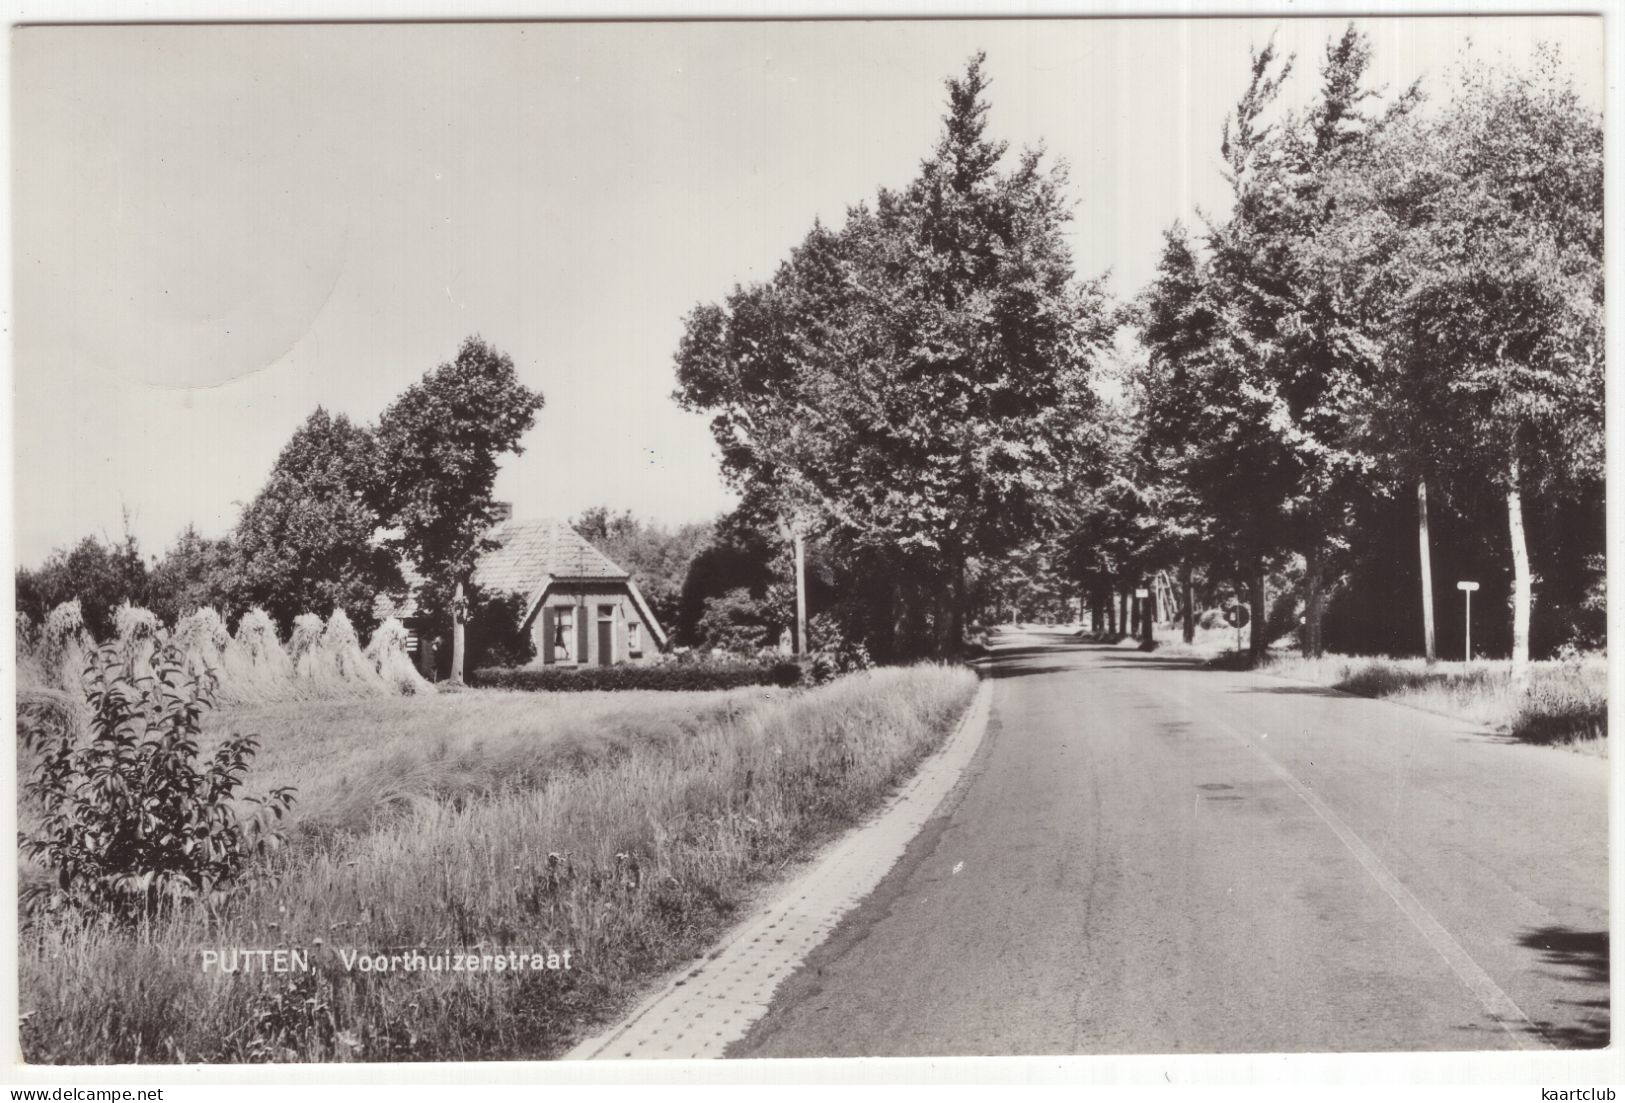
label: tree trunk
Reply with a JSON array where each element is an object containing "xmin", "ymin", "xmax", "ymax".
[
  {"xmin": 1417, "ymin": 479, "xmax": 1436, "ymax": 665},
  {"xmin": 1106, "ymin": 588, "xmax": 1117, "ymax": 635},
  {"xmin": 944, "ymin": 556, "xmax": 967, "ymax": 657},
  {"xmin": 1248, "ymin": 566, "xmax": 1267, "ymax": 662},
  {"xmin": 1140, "ymin": 581, "xmax": 1154, "ymax": 649},
  {"xmin": 1507, "ymin": 453, "xmax": 1531, "ymax": 681},
  {"xmin": 1118, "ymin": 589, "xmax": 1128, "ymax": 639},
  {"xmin": 793, "ymin": 531, "xmax": 808, "ymax": 656},
  {"xmin": 1181, "ymin": 562, "xmax": 1196, "ymax": 644},
  {"xmin": 1090, "ymin": 591, "xmax": 1102, "ymax": 634},
  {"xmin": 1302, "ymin": 543, "xmax": 1325, "ymax": 659},
  {"xmin": 449, "ymin": 579, "xmax": 468, "ymax": 686},
  {"xmin": 1129, "ymin": 588, "xmax": 1140, "ymax": 637}
]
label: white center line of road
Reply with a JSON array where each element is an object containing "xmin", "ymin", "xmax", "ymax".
[{"xmin": 1190, "ymin": 699, "xmax": 1544, "ymax": 1050}]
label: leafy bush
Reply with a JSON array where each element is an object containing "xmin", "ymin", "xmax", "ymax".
[
  {"xmin": 803, "ymin": 612, "xmax": 875, "ymax": 685},
  {"xmin": 472, "ymin": 657, "xmax": 789, "ymax": 693},
  {"xmin": 459, "ymin": 588, "xmax": 535, "ymax": 674},
  {"xmin": 694, "ymin": 587, "xmax": 774, "ymax": 653},
  {"xmin": 808, "ymin": 653, "xmax": 838, "ymax": 685},
  {"xmin": 1511, "ymin": 661, "xmax": 1607, "ymax": 745},
  {"xmin": 19, "ymin": 639, "xmax": 295, "ymax": 920}
]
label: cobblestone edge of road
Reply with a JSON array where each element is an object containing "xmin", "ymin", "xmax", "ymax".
[{"xmin": 563, "ymin": 676, "xmax": 996, "ymax": 1060}]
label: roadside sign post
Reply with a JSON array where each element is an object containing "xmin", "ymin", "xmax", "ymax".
[
  {"xmin": 1223, "ymin": 601, "xmax": 1249, "ymax": 655},
  {"xmin": 1457, "ymin": 581, "xmax": 1479, "ymax": 666}
]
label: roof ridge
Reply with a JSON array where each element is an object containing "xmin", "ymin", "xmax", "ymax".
[
  {"xmin": 469, "ymin": 516, "xmax": 630, "ymax": 595},
  {"xmin": 376, "ymin": 517, "xmax": 634, "ymax": 623}
]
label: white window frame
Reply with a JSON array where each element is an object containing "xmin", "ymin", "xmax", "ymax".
[{"xmin": 554, "ymin": 605, "xmax": 576, "ymax": 664}]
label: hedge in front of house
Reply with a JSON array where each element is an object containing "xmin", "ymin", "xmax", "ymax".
[{"xmin": 472, "ymin": 658, "xmax": 804, "ymax": 693}]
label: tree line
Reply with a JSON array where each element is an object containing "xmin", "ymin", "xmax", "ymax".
[
  {"xmin": 18, "ymin": 337, "xmax": 544, "ymax": 685},
  {"xmin": 20, "ymin": 29, "xmax": 1602, "ymax": 676},
  {"xmin": 674, "ymin": 30, "xmax": 1603, "ymax": 671}
]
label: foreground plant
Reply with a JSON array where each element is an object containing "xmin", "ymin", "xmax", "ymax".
[
  {"xmin": 19, "ymin": 639, "xmax": 296, "ymax": 920},
  {"xmin": 19, "ymin": 664, "xmax": 974, "ymax": 1062}
]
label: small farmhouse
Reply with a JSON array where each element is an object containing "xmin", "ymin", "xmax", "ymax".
[{"xmin": 376, "ymin": 515, "xmax": 668, "ymax": 674}]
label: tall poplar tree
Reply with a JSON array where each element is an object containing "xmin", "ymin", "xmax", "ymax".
[{"xmin": 677, "ymin": 54, "xmax": 1111, "ymax": 656}]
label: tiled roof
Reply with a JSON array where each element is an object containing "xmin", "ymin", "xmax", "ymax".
[
  {"xmin": 373, "ymin": 520, "xmax": 628, "ymax": 622},
  {"xmin": 472, "ymin": 519, "xmax": 628, "ymax": 594}
]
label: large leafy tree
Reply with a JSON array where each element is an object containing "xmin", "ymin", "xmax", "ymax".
[
  {"xmin": 146, "ymin": 524, "xmax": 241, "ymax": 627},
  {"xmin": 1203, "ymin": 27, "xmax": 1418, "ymax": 657},
  {"xmin": 370, "ymin": 336, "xmax": 544, "ymax": 684},
  {"xmin": 1324, "ymin": 48, "xmax": 1603, "ymax": 675},
  {"xmin": 1129, "ymin": 229, "xmax": 1230, "ymax": 642},
  {"xmin": 234, "ymin": 408, "xmax": 397, "ymax": 635},
  {"xmin": 677, "ymin": 54, "xmax": 1111, "ymax": 656},
  {"xmin": 1135, "ymin": 219, "xmax": 1296, "ymax": 658}
]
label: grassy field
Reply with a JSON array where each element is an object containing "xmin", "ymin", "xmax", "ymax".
[{"xmin": 17, "ymin": 666, "xmax": 978, "ymax": 1063}]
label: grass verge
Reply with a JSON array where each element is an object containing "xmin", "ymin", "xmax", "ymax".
[
  {"xmin": 1263, "ymin": 653, "xmax": 1606, "ymax": 753},
  {"xmin": 18, "ymin": 665, "xmax": 978, "ymax": 1063},
  {"xmin": 1115, "ymin": 625, "xmax": 1604, "ymax": 752}
]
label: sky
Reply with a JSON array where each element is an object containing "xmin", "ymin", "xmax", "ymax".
[{"xmin": 8, "ymin": 16, "xmax": 1604, "ymax": 567}]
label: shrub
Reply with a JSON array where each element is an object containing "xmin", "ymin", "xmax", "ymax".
[
  {"xmin": 472, "ymin": 658, "xmax": 788, "ymax": 693},
  {"xmin": 1511, "ymin": 671, "xmax": 1607, "ymax": 746},
  {"xmin": 19, "ymin": 639, "xmax": 295, "ymax": 920},
  {"xmin": 808, "ymin": 653, "xmax": 838, "ymax": 686},
  {"xmin": 695, "ymin": 587, "xmax": 773, "ymax": 653},
  {"xmin": 470, "ymin": 589, "xmax": 537, "ymax": 671},
  {"xmin": 1337, "ymin": 663, "xmax": 1494, "ymax": 699},
  {"xmin": 803, "ymin": 612, "xmax": 874, "ymax": 685}
]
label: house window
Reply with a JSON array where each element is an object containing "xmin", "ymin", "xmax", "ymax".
[
  {"xmin": 554, "ymin": 606, "xmax": 575, "ymax": 663},
  {"xmin": 628, "ymin": 622, "xmax": 641, "ymax": 657}
]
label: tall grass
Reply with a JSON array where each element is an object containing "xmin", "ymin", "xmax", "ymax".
[
  {"xmin": 18, "ymin": 665, "xmax": 977, "ymax": 1063},
  {"xmin": 1265, "ymin": 653, "xmax": 1606, "ymax": 751}
]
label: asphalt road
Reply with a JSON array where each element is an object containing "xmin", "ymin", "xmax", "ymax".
[{"xmin": 730, "ymin": 630, "xmax": 1609, "ymax": 1056}]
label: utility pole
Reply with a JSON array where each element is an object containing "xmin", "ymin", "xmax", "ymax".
[{"xmin": 794, "ymin": 530, "xmax": 808, "ymax": 657}]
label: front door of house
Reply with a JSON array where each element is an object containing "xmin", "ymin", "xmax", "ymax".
[{"xmin": 597, "ymin": 605, "xmax": 614, "ymax": 666}]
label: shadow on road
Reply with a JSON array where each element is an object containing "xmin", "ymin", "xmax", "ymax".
[
  {"xmin": 979, "ymin": 643, "xmax": 1098, "ymax": 661},
  {"xmin": 1091, "ymin": 656, "xmax": 1215, "ymax": 672},
  {"xmin": 982, "ymin": 663, "xmax": 1083, "ymax": 681},
  {"xmin": 1233, "ymin": 684, "xmax": 1351, "ymax": 699},
  {"xmin": 1517, "ymin": 926, "xmax": 1610, "ymax": 1048}
]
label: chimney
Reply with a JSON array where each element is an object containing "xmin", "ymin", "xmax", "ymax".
[{"xmin": 490, "ymin": 501, "xmax": 513, "ymax": 525}]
